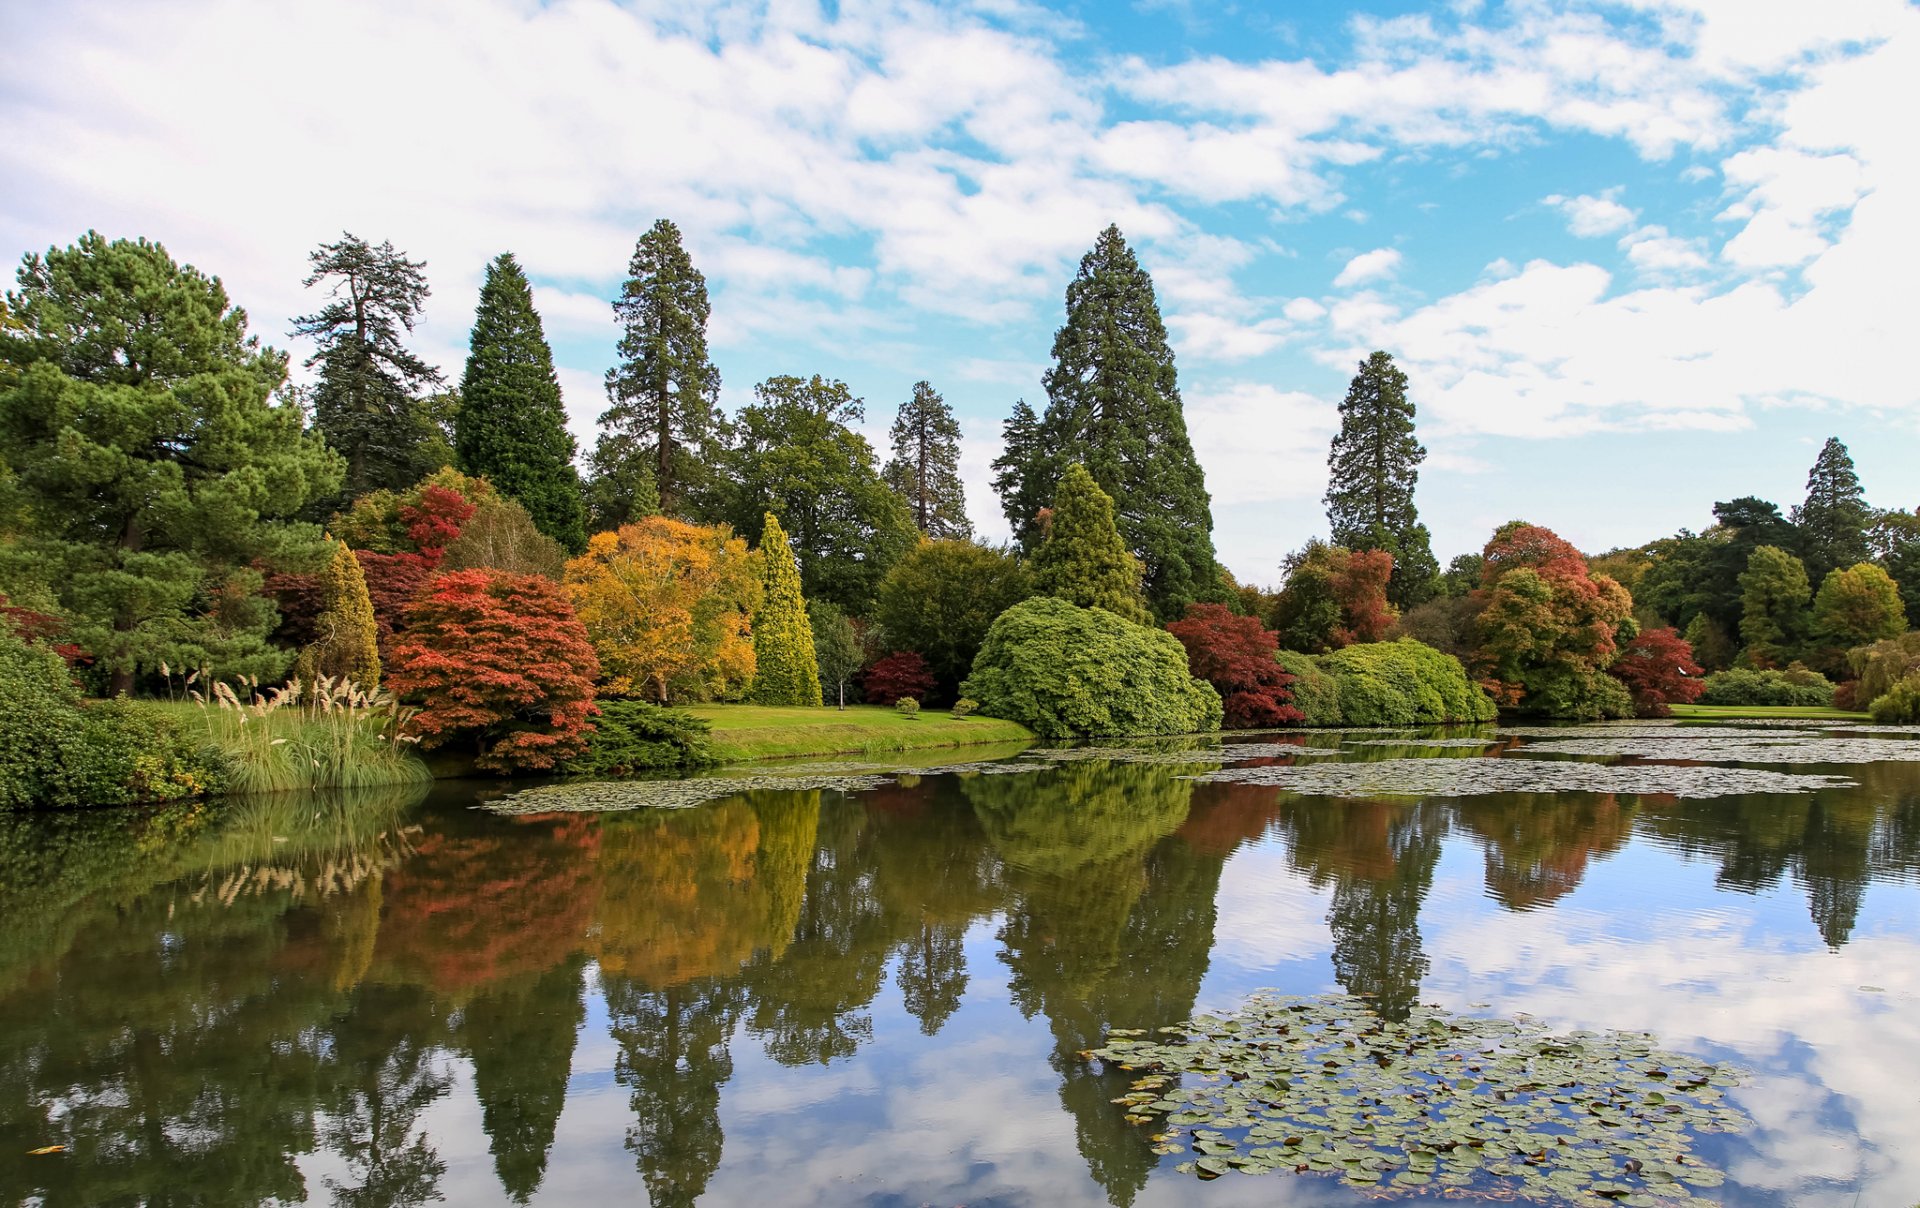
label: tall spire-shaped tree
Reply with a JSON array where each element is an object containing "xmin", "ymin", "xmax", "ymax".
[
  {"xmin": 990, "ymin": 397, "xmax": 1048, "ymax": 549},
  {"xmin": 1324, "ymin": 350, "xmax": 1439, "ymax": 608},
  {"xmin": 455, "ymin": 253, "xmax": 586, "ymax": 553},
  {"xmin": 1030, "ymin": 463, "xmax": 1150, "ymax": 624},
  {"xmin": 1023, "ymin": 226, "xmax": 1217, "ymax": 621},
  {"xmin": 1795, "ymin": 436, "xmax": 1871, "ymax": 583},
  {"xmin": 596, "ymin": 220, "xmax": 722, "ymax": 520},
  {"xmin": 883, "ymin": 380, "xmax": 970, "ymax": 538},
  {"xmin": 750, "ymin": 512, "xmax": 822, "ymax": 706}
]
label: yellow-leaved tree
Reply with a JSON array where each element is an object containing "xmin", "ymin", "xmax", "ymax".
[{"xmin": 564, "ymin": 517, "xmax": 760, "ymax": 702}]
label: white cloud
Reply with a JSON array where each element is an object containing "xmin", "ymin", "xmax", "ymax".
[
  {"xmin": 1545, "ymin": 190, "xmax": 1637, "ymax": 236},
  {"xmin": 1332, "ymin": 247, "xmax": 1403, "ymax": 288}
]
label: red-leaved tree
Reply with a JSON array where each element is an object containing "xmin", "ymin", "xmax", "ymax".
[
  {"xmin": 388, "ymin": 569, "xmax": 600, "ymax": 772},
  {"xmin": 1608, "ymin": 625, "xmax": 1705, "ymax": 717},
  {"xmin": 399, "ymin": 483, "xmax": 476, "ymax": 568},
  {"xmin": 863, "ymin": 650, "xmax": 935, "ymax": 705},
  {"xmin": 0, "ymin": 594, "xmax": 86, "ymax": 665},
  {"xmin": 1330, "ymin": 548, "xmax": 1397, "ymax": 646},
  {"xmin": 1166, "ymin": 603, "xmax": 1304, "ymax": 728}
]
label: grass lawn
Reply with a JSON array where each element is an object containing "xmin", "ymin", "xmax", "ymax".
[
  {"xmin": 685, "ymin": 703, "xmax": 1034, "ymax": 763},
  {"xmin": 1667, "ymin": 703, "xmax": 1873, "ymax": 721}
]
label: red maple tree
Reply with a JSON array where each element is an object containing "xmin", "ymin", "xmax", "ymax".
[
  {"xmin": 1608, "ymin": 626, "xmax": 1705, "ymax": 717},
  {"xmin": 863, "ymin": 650, "xmax": 936, "ymax": 705},
  {"xmin": 1166, "ymin": 603, "xmax": 1304, "ymax": 728}
]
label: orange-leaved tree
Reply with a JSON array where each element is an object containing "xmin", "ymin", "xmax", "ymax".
[
  {"xmin": 1270, "ymin": 540, "xmax": 1398, "ymax": 652},
  {"xmin": 563, "ymin": 517, "xmax": 760, "ymax": 703},
  {"xmin": 1472, "ymin": 522, "xmax": 1635, "ymax": 718},
  {"xmin": 1607, "ymin": 625, "xmax": 1704, "ymax": 717},
  {"xmin": 388, "ymin": 569, "xmax": 600, "ymax": 771}
]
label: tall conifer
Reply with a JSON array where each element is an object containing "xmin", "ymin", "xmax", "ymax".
[
  {"xmin": 1795, "ymin": 437, "xmax": 1872, "ymax": 583},
  {"xmin": 883, "ymin": 380, "xmax": 971, "ymax": 538},
  {"xmin": 1324, "ymin": 350, "xmax": 1439, "ymax": 608},
  {"xmin": 750, "ymin": 512, "xmax": 822, "ymax": 706},
  {"xmin": 1030, "ymin": 463, "xmax": 1150, "ymax": 624},
  {"xmin": 990, "ymin": 398, "xmax": 1048, "ymax": 549},
  {"xmin": 298, "ymin": 537, "xmax": 381, "ymax": 692},
  {"xmin": 455, "ymin": 254, "xmax": 586, "ymax": 553}
]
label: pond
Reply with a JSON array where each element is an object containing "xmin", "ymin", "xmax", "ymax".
[{"xmin": 2, "ymin": 722, "xmax": 1917, "ymax": 1207}]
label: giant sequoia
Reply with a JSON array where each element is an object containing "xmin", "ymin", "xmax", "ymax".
[{"xmin": 1324, "ymin": 350, "xmax": 1438, "ymax": 608}]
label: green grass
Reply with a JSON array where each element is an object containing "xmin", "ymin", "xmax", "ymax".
[
  {"xmin": 684, "ymin": 703, "xmax": 1034, "ymax": 763},
  {"xmin": 146, "ymin": 696, "xmax": 431, "ymax": 793},
  {"xmin": 1667, "ymin": 703, "xmax": 1873, "ymax": 721}
]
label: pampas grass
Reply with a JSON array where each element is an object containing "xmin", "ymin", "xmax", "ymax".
[{"xmin": 159, "ymin": 670, "xmax": 430, "ymax": 793}]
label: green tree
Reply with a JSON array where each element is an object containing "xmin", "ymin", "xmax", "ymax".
[
  {"xmin": 292, "ymin": 233, "xmax": 444, "ymax": 499},
  {"xmin": 457, "ymin": 959, "xmax": 588, "ymax": 1204},
  {"xmin": 0, "ymin": 232, "xmax": 342, "ymax": 692},
  {"xmin": 1030, "ymin": 464, "xmax": 1149, "ymax": 625},
  {"xmin": 455, "ymin": 253, "xmax": 587, "ymax": 553},
  {"xmin": 721, "ymin": 375, "xmax": 917, "ymax": 612},
  {"xmin": 297, "ymin": 536, "xmax": 381, "ymax": 692},
  {"xmin": 808, "ymin": 599, "xmax": 863, "ymax": 709},
  {"xmin": 1795, "ymin": 437, "xmax": 1872, "ymax": 583},
  {"xmin": 1324, "ymin": 350, "xmax": 1439, "ymax": 608},
  {"xmin": 1810, "ymin": 562, "xmax": 1907, "ymax": 667},
  {"xmin": 874, "ymin": 539, "xmax": 1033, "ymax": 697},
  {"xmin": 1868, "ymin": 506, "xmax": 1920, "ymax": 622},
  {"xmin": 596, "ymin": 219, "xmax": 722, "ymax": 519},
  {"xmin": 883, "ymin": 380, "xmax": 971, "ymax": 539},
  {"xmin": 584, "ymin": 455, "xmax": 660, "ymax": 533},
  {"xmin": 1737, "ymin": 544, "xmax": 1811, "ymax": 669},
  {"xmin": 990, "ymin": 398, "xmax": 1049, "ymax": 550},
  {"xmin": 1018, "ymin": 226, "xmax": 1217, "ymax": 620},
  {"xmin": 751, "ymin": 512, "xmax": 822, "ymax": 706}
]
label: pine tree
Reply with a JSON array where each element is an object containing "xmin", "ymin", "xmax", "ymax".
[
  {"xmin": 990, "ymin": 398, "xmax": 1049, "ymax": 551},
  {"xmin": 455, "ymin": 254, "xmax": 587, "ymax": 553},
  {"xmin": 1025, "ymin": 226, "xmax": 1217, "ymax": 620},
  {"xmin": 883, "ymin": 380, "xmax": 971, "ymax": 539},
  {"xmin": 293, "ymin": 233, "xmax": 444, "ymax": 498},
  {"xmin": 1324, "ymin": 350, "xmax": 1439, "ymax": 608},
  {"xmin": 596, "ymin": 220, "xmax": 722, "ymax": 517},
  {"xmin": 298, "ymin": 536, "xmax": 381, "ymax": 692},
  {"xmin": 1030, "ymin": 463, "xmax": 1150, "ymax": 624},
  {"xmin": 750, "ymin": 512, "xmax": 822, "ymax": 706},
  {"xmin": 1795, "ymin": 437, "xmax": 1872, "ymax": 583},
  {"xmin": 1736, "ymin": 544, "xmax": 1810, "ymax": 669}
]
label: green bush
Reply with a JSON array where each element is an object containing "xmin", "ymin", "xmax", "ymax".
[
  {"xmin": 1699, "ymin": 666, "xmax": 1835, "ymax": 707},
  {"xmin": 1517, "ymin": 666, "xmax": 1636, "ymax": 721},
  {"xmin": 0, "ymin": 632, "xmax": 85, "ymax": 809},
  {"xmin": 962, "ymin": 596, "xmax": 1223, "ymax": 738},
  {"xmin": 1319, "ymin": 639, "xmax": 1498, "ymax": 725},
  {"xmin": 1868, "ymin": 672, "xmax": 1920, "ymax": 724},
  {"xmin": 1274, "ymin": 650, "xmax": 1343, "ymax": 726},
  {"xmin": 895, "ymin": 696, "xmax": 920, "ymax": 717},
  {"xmin": 561, "ymin": 700, "xmax": 716, "ymax": 777},
  {"xmin": 950, "ymin": 697, "xmax": 979, "ymax": 718}
]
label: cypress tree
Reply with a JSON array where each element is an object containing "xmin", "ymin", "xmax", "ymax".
[
  {"xmin": 883, "ymin": 380, "xmax": 971, "ymax": 539},
  {"xmin": 596, "ymin": 219, "xmax": 722, "ymax": 518},
  {"xmin": 1795, "ymin": 437, "xmax": 1872, "ymax": 583},
  {"xmin": 750, "ymin": 512, "xmax": 822, "ymax": 706},
  {"xmin": 298, "ymin": 537, "xmax": 381, "ymax": 692},
  {"xmin": 1030, "ymin": 463, "xmax": 1150, "ymax": 624},
  {"xmin": 1324, "ymin": 350, "xmax": 1439, "ymax": 608},
  {"xmin": 1026, "ymin": 226, "xmax": 1217, "ymax": 621},
  {"xmin": 990, "ymin": 398, "xmax": 1049, "ymax": 550},
  {"xmin": 456, "ymin": 253, "xmax": 587, "ymax": 552}
]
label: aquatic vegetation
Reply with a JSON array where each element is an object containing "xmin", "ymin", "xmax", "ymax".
[
  {"xmin": 1346, "ymin": 737, "xmax": 1502, "ymax": 748},
  {"xmin": 1514, "ymin": 734, "xmax": 1920, "ymax": 764},
  {"xmin": 1185, "ymin": 758, "xmax": 1851, "ymax": 798},
  {"xmin": 483, "ymin": 772, "xmax": 898, "ymax": 814},
  {"xmin": 1088, "ymin": 992, "xmax": 1749, "ymax": 1206}
]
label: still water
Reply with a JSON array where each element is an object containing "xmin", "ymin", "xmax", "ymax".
[{"xmin": 2, "ymin": 725, "xmax": 1917, "ymax": 1207}]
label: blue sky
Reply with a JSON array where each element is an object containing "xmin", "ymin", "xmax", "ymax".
[{"xmin": 4, "ymin": 0, "xmax": 1916, "ymax": 583}]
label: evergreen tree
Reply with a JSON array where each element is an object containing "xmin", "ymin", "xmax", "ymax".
[
  {"xmin": 1030, "ymin": 463, "xmax": 1150, "ymax": 624},
  {"xmin": 990, "ymin": 398, "xmax": 1049, "ymax": 550},
  {"xmin": 293, "ymin": 233, "xmax": 444, "ymax": 498},
  {"xmin": 1324, "ymin": 350, "xmax": 1439, "ymax": 608},
  {"xmin": 882, "ymin": 380, "xmax": 971, "ymax": 538},
  {"xmin": 1795, "ymin": 437, "xmax": 1872, "ymax": 583},
  {"xmin": 751, "ymin": 512, "xmax": 822, "ymax": 705},
  {"xmin": 1022, "ymin": 226, "xmax": 1217, "ymax": 620},
  {"xmin": 298, "ymin": 537, "xmax": 381, "ymax": 692},
  {"xmin": 596, "ymin": 220, "xmax": 722, "ymax": 517},
  {"xmin": 0, "ymin": 232, "xmax": 342, "ymax": 693},
  {"xmin": 455, "ymin": 253, "xmax": 586, "ymax": 552},
  {"xmin": 1737, "ymin": 544, "xmax": 1811, "ymax": 669}
]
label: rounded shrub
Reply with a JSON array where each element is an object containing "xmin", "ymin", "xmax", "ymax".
[
  {"xmin": 895, "ymin": 696, "xmax": 921, "ymax": 718},
  {"xmin": 1274, "ymin": 651, "xmax": 1342, "ymax": 726},
  {"xmin": 961, "ymin": 597, "xmax": 1223, "ymax": 738},
  {"xmin": 560, "ymin": 700, "xmax": 716, "ymax": 777},
  {"xmin": 1698, "ymin": 667, "xmax": 1835, "ymax": 707},
  {"xmin": 0, "ymin": 631, "xmax": 85, "ymax": 809},
  {"xmin": 1868, "ymin": 672, "xmax": 1920, "ymax": 724},
  {"xmin": 1319, "ymin": 639, "xmax": 1497, "ymax": 725},
  {"xmin": 950, "ymin": 697, "xmax": 979, "ymax": 718}
]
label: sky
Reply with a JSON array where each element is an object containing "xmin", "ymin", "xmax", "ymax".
[{"xmin": 3, "ymin": 0, "xmax": 1916, "ymax": 585}]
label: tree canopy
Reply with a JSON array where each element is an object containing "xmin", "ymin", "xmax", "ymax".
[
  {"xmin": 1029, "ymin": 463, "xmax": 1149, "ymax": 625},
  {"xmin": 1796, "ymin": 437, "xmax": 1871, "ymax": 584},
  {"xmin": 883, "ymin": 380, "xmax": 970, "ymax": 539},
  {"xmin": 1324, "ymin": 350, "xmax": 1438, "ymax": 608}
]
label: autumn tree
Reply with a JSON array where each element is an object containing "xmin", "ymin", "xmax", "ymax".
[
  {"xmin": 1608, "ymin": 626, "xmax": 1704, "ymax": 717},
  {"xmin": 862, "ymin": 650, "xmax": 935, "ymax": 706},
  {"xmin": 1809, "ymin": 562, "xmax": 1908, "ymax": 671},
  {"xmin": 883, "ymin": 381, "xmax": 970, "ymax": 539},
  {"xmin": 1472, "ymin": 522, "xmax": 1635, "ymax": 718},
  {"xmin": 873, "ymin": 540, "xmax": 1032, "ymax": 698},
  {"xmin": 808, "ymin": 600, "xmax": 863, "ymax": 709},
  {"xmin": 564, "ymin": 518, "xmax": 758, "ymax": 703},
  {"xmin": 1737, "ymin": 545, "xmax": 1811, "ymax": 669},
  {"xmin": 1029, "ymin": 463, "xmax": 1149, "ymax": 625},
  {"xmin": 1795, "ymin": 437, "xmax": 1872, "ymax": 584},
  {"xmin": 749, "ymin": 512, "xmax": 821, "ymax": 706},
  {"xmin": 1270, "ymin": 541, "xmax": 1396, "ymax": 653},
  {"xmin": 297, "ymin": 537, "xmax": 381, "ymax": 692},
  {"xmin": 1324, "ymin": 350, "xmax": 1439, "ymax": 608},
  {"xmin": 1165, "ymin": 603, "xmax": 1303, "ymax": 728},
  {"xmin": 388, "ymin": 569, "xmax": 600, "ymax": 771}
]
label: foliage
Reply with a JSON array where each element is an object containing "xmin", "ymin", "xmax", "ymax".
[
  {"xmin": 1030, "ymin": 463, "xmax": 1150, "ymax": 624},
  {"xmin": 950, "ymin": 697, "xmax": 979, "ymax": 718},
  {"xmin": 1270, "ymin": 541, "xmax": 1397, "ymax": 653},
  {"xmin": 1608, "ymin": 625, "xmax": 1705, "ymax": 717},
  {"xmin": 1698, "ymin": 666, "xmax": 1836, "ymax": 708},
  {"xmin": 171, "ymin": 674, "xmax": 426, "ymax": 793},
  {"xmin": 293, "ymin": 233, "xmax": 445, "ymax": 498},
  {"xmin": 1869, "ymin": 506, "xmax": 1920, "ymax": 621},
  {"xmin": 454, "ymin": 253, "xmax": 586, "ymax": 553},
  {"xmin": 0, "ymin": 231, "xmax": 342, "ymax": 692},
  {"xmin": 895, "ymin": 697, "xmax": 920, "ymax": 717},
  {"xmin": 597, "ymin": 219, "xmax": 722, "ymax": 518},
  {"xmin": 1273, "ymin": 651, "xmax": 1344, "ymax": 726},
  {"xmin": 863, "ymin": 650, "xmax": 936, "ymax": 706},
  {"xmin": 1324, "ymin": 350, "xmax": 1438, "ymax": 608},
  {"xmin": 719, "ymin": 374, "xmax": 918, "ymax": 611},
  {"xmin": 749, "ymin": 512, "xmax": 822, "ymax": 706},
  {"xmin": 1809, "ymin": 562, "xmax": 1907, "ymax": 668},
  {"xmin": 559, "ymin": 699, "xmax": 715, "ymax": 776},
  {"xmin": 1473, "ymin": 522, "xmax": 1635, "ymax": 718},
  {"xmin": 1637, "ymin": 498, "xmax": 1800, "ymax": 640},
  {"xmin": 354, "ymin": 550, "xmax": 436, "ymax": 657},
  {"xmin": 296, "ymin": 538, "xmax": 381, "ymax": 692},
  {"xmin": 1165, "ymin": 603, "xmax": 1302, "ymax": 728},
  {"xmin": 331, "ymin": 466, "xmax": 483, "ymax": 557},
  {"xmin": 960, "ymin": 596, "xmax": 1222, "ymax": 737},
  {"xmin": 1390, "ymin": 594, "xmax": 1479, "ymax": 661},
  {"xmin": 809, "ymin": 600, "xmax": 864, "ymax": 709},
  {"xmin": 874, "ymin": 539, "xmax": 1033, "ymax": 697},
  {"xmin": 564, "ymin": 517, "xmax": 757, "ymax": 703},
  {"xmin": 883, "ymin": 380, "xmax": 971, "ymax": 539},
  {"xmin": 1737, "ymin": 544, "xmax": 1810, "ymax": 669},
  {"xmin": 443, "ymin": 492, "xmax": 568, "ymax": 579},
  {"xmin": 1320, "ymin": 639, "xmax": 1498, "ymax": 725},
  {"xmin": 583, "ymin": 453, "xmax": 661, "ymax": 533},
  {"xmin": 989, "ymin": 398, "xmax": 1049, "ymax": 550},
  {"xmin": 1684, "ymin": 612, "xmax": 1739, "ymax": 672},
  {"xmin": 1795, "ymin": 436, "xmax": 1871, "ymax": 583},
  {"xmin": 388, "ymin": 569, "xmax": 600, "ymax": 772},
  {"xmin": 1849, "ymin": 631, "xmax": 1920, "ymax": 704},
  {"xmin": 1868, "ymin": 672, "xmax": 1920, "ymax": 724}
]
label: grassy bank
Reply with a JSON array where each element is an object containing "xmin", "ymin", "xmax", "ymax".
[
  {"xmin": 685, "ymin": 704, "xmax": 1033, "ymax": 763},
  {"xmin": 1668, "ymin": 704, "xmax": 1873, "ymax": 722}
]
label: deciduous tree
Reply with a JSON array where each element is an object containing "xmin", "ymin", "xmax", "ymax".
[
  {"xmin": 1324, "ymin": 350, "xmax": 1439, "ymax": 608},
  {"xmin": 1472, "ymin": 522, "xmax": 1635, "ymax": 718},
  {"xmin": 1737, "ymin": 545, "xmax": 1810, "ymax": 669},
  {"xmin": 1270, "ymin": 541, "xmax": 1397, "ymax": 653},
  {"xmin": 749, "ymin": 512, "xmax": 822, "ymax": 706},
  {"xmin": 874, "ymin": 540, "xmax": 1032, "ymax": 698},
  {"xmin": 1810, "ymin": 562, "xmax": 1907, "ymax": 670},
  {"xmin": 809, "ymin": 600, "xmax": 863, "ymax": 709},
  {"xmin": 1608, "ymin": 626, "xmax": 1704, "ymax": 717},
  {"xmin": 883, "ymin": 381, "xmax": 970, "ymax": 539},
  {"xmin": 1165, "ymin": 603, "xmax": 1302, "ymax": 728},
  {"xmin": 1029, "ymin": 463, "xmax": 1149, "ymax": 624},
  {"xmin": 862, "ymin": 650, "xmax": 935, "ymax": 706}
]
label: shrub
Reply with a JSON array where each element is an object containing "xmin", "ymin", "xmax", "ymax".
[
  {"xmin": 1274, "ymin": 651, "xmax": 1343, "ymax": 726},
  {"xmin": 895, "ymin": 696, "xmax": 920, "ymax": 717},
  {"xmin": 1165, "ymin": 603, "xmax": 1302, "ymax": 728},
  {"xmin": 960, "ymin": 596, "xmax": 1222, "ymax": 738},
  {"xmin": 1869, "ymin": 672, "xmax": 1920, "ymax": 724},
  {"xmin": 560, "ymin": 700, "xmax": 715, "ymax": 776},
  {"xmin": 950, "ymin": 697, "xmax": 979, "ymax": 718},
  {"xmin": 1697, "ymin": 667, "xmax": 1836, "ymax": 707},
  {"xmin": 863, "ymin": 650, "xmax": 936, "ymax": 706},
  {"xmin": 0, "ymin": 631, "xmax": 86, "ymax": 809},
  {"xmin": 1320, "ymin": 639, "xmax": 1498, "ymax": 725},
  {"xmin": 1850, "ymin": 632, "xmax": 1920, "ymax": 704}
]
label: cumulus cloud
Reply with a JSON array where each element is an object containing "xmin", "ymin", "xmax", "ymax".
[
  {"xmin": 1545, "ymin": 191, "xmax": 1637, "ymax": 237},
  {"xmin": 1333, "ymin": 247, "xmax": 1404, "ymax": 288}
]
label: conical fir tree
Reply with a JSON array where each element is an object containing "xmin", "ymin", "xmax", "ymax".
[
  {"xmin": 1325, "ymin": 350, "xmax": 1439, "ymax": 609},
  {"xmin": 1027, "ymin": 226, "xmax": 1217, "ymax": 621},
  {"xmin": 1030, "ymin": 463, "xmax": 1150, "ymax": 624},
  {"xmin": 990, "ymin": 398, "xmax": 1049, "ymax": 550},
  {"xmin": 883, "ymin": 380, "xmax": 971, "ymax": 538},
  {"xmin": 456, "ymin": 253, "xmax": 587, "ymax": 552},
  {"xmin": 1795, "ymin": 436, "xmax": 1872, "ymax": 583},
  {"xmin": 298, "ymin": 537, "xmax": 381, "ymax": 692},
  {"xmin": 596, "ymin": 219, "xmax": 722, "ymax": 518},
  {"xmin": 751, "ymin": 512, "xmax": 823, "ymax": 706}
]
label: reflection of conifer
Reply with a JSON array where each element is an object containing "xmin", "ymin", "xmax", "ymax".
[
  {"xmin": 1798, "ymin": 798, "xmax": 1875, "ymax": 950},
  {"xmin": 319, "ymin": 982, "xmax": 454, "ymax": 1208},
  {"xmin": 604, "ymin": 978, "xmax": 743, "ymax": 1208},
  {"xmin": 459, "ymin": 956, "xmax": 589, "ymax": 1203},
  {"xmin": 897, "ymin": 920, "xmax": 970, "ymax": 1035}
]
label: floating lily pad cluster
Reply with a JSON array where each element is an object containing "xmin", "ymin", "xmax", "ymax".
[
  {"xmin": 1346, "ymin": 737, "xmax": 1505, "ymax": 748},
  {"xmin": 1184, "ymin": 757, "xmax": 1853, "ymax": 798},
  {"xmin": 1514, "ymin": 734, "xmax": 1920, "ymax": 764},
  {"xmin": 481, "ymin": 772, "xmax": 900, "ymax": 814},
  {"xmin": 1086, "ymin": 993, "xmax": 1749, "ymax": 1206}
]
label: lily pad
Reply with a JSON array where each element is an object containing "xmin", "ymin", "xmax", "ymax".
[{"xmin": 1182, "ymin": 758, "xmax": 1851, "ymax": 798}]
